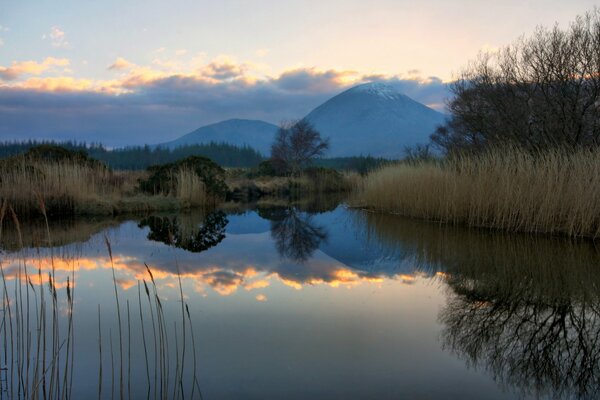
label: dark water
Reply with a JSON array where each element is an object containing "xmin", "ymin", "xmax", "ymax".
[{"xmin": 1, "ymin": 198, "xmax": 600, "ymax": 399}]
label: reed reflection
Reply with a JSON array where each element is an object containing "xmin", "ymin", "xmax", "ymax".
[{"xmin": 358, "ymin": 211, "xmax": 600, "ymax": 399}]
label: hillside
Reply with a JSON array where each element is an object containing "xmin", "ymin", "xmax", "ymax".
[
  {"xmin": 158, "ymin": 119, "xmax": 278, "ymax": 155},
  {"xmin": 304, "ymin": 82, "xmax": 445, "ymax": 157}
]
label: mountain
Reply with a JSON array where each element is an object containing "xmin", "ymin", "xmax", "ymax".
[
  {"xmin": 158, "ymin": 119, "xmax": 278, "ymax": 155},
  {"xmin": 157, "ymin": 83, "xmax": 445, "ymax": 158},
  {"xmin": 304, "ymin": 82, "xmax": 446, "ymax": 157}
]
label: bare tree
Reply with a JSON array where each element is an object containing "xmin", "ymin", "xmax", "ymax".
[
  {"xmin": 270, "ymin": 119, "xmax": 329, "ymax": 175},
  {"xmin": 433, "ymin": 9, "xmax": 600, "ymax": 154}
]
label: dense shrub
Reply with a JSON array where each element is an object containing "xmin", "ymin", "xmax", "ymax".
[
  {"xmin": 139, "ymin": 155, "xmax": 227, "ymax": 199},
  {"xmin": 23, "ymin": 144, "xmax": 106, "ymax": 169}
]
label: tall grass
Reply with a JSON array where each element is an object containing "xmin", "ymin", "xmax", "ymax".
[
  {"xmin": 176, "ymin": 168, "xmax": 207, "ymax": 207},
  {"xmin": 0, "ymin": 158, "xmax": 210, "ymax": 216},
  {"xmin": 0, "ymin": 158, "xmax": 122, "ymax": 216},
  {"xmin": 0, "ymin": 202, "xmax": 203, "ymax": 398},
  {"xmin": 354, "ymin": 147, "xmax": 600, "ymax": 238}
]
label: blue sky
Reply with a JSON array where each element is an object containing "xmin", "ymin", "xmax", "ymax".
[{"xmin": 0, "ymin": 0, "xmax": 596, "ymax": 146}]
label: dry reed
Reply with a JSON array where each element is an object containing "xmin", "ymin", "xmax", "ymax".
[
  {"xmin": 175, "ymin": 168, "xmax": 207, "ymax": 207},
  {"xmin": 0, "ymin": 159, "xmax": 119, "ymax": 216},
  {"xmin": 354, "ymin": 147, "xmax": 600, "ymax": 238},
  {"xmin": 0, "ymin": 159, "xmax": 210, "ymax": 216},
  {"xmin": 0, "ymin": 203, "xmax": 202, "ymax": 398}
]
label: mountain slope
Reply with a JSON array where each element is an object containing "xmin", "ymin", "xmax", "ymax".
[
  {"xmin": 304, "ymin": 82, "xmax": 445, "ymax": 157},
  {"xmin": 158, "ymin": 119, "xmax": 278, "ymax": 155}
]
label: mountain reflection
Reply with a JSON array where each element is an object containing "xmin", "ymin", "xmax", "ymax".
[
  {"xmin": 4, "ymin": 204, "xmax": 600, "ymax": 399},
  {"xmin": 138, "ymin": 210, "xmax": 228, "ymax": 252},
  {"xmin": 358, "ymin": 211, "xmax": 600, "ymax": 399}
]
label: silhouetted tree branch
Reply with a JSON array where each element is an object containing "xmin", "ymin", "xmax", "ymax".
[
  {"xmin": 270, "ymin": 119, "xmax": 329, "ymax": 175},
  {"xmin": 433, "ymin": 9, "xmax": 600, "ymax": 154}
]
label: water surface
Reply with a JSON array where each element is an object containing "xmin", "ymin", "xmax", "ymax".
[{"xmin": 1, "ymin": 199, "xmax": 599, "ymax": 399}]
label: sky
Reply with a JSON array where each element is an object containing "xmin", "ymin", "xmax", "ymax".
[{"xmin": 0, "ymin": 0, "xmax": 597, "ymax": 146}]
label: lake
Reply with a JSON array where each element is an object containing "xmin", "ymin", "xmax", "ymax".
[{"xmin": 1, "ymin": 198, "xmax": 599, "ymax": 399}]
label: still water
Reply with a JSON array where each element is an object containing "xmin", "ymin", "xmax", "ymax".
[{"xmin": 1, "ymin": 198, "xmax": 599, "ymax": 399}]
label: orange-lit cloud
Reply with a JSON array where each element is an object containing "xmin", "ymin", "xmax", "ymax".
[
  {"xmin": 0, "ymin": 57, "xmax": 70, "ymax": 81},
  {"xmin": 255, "ymin": 294, "xmax": 267, "ymax": 302},
  {"xmin": 0, "ymin": 54, "xmax": 446, "ymax": 99},
  {"xmin": 108, "ymin": 57, "xmax": 136, "ymax": 71},
  {"xmin": 244, "ymin": 279, "xmax": 271, "ymax": 291},
  {"xmin": 1, "ymin": 250, "xmax": 413, "ymax": 298}
]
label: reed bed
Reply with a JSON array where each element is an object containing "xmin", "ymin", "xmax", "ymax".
[
  {"xmin": 0, "ymin": 159, "xmax": 122, "ymax": 216},
  {"xmin": 0, "ymin": 201, "xmax": 203, "ymax": 399},
  {"xmin": 176, "ymin": 168, "xmax": 207, "ymax": 208},
  {"xmin": 354, "ymin": 147, "xmax": 600, "ymax": 238},
  {"xmin": 0, "ymin": 158, "xmax": 210, "ymax": 216}
]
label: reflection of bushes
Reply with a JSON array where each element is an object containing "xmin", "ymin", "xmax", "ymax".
[
  {"xmin": 138, "ymin": 210, "xmax": 228, "ymax": 253},
  {"xmin": 0, "ymin": 215, "xmax": 122, "ymax": 251}
]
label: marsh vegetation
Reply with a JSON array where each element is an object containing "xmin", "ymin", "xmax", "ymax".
[{"xmin": 354, "ymin": 146, "xmax": 600, "ymax": 238}]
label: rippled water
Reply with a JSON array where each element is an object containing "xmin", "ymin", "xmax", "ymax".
[{"xmin": 1, "ymin": 198, "xmax": 600, "ymax": 399}]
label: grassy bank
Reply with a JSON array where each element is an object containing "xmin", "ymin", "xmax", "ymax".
[
  {"xmin": 0, "ymin": 158, "xmax": 208, "ymax": 216},
  {"xmin": 226, "ymin": 167, "xmax": 359, "ymax": 201},
  {"xmin": 354, "ymin": 147, "xmax": 600, "ymax": 238},
  {"xmin": 0, "ymin": 146, "xmax": 356, "ymax": 217}
]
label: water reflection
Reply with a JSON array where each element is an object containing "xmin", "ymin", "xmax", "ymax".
[
  {"xmin": 1, "ymin": 202, "xmax": 600, "ymax": 398},
  {"xmin": 138, "ymin": 210, "xmax": 228, "ymax": 252},
  {"xmin": 359, "ymin": 211, "xmax": 600, "ymax": 399},
  {"xmin": 268, "ymin": 207, "xmax": 328, "ymax": 262}
]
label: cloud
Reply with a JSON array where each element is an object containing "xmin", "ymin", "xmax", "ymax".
[
  {"xmin": 0, "ymin": 38, "xmax": 3, "ymax": 47},
  {"xmin": 202, "ymin": 58, "xmax": 246, "ymax": 80},
  {"xmin": 0, "ymin": 56, "xmax": 450, "ymax": 145},
  {"xmin": 43, "ymin": 26, "xmax": 68, "ymax": 48},
  {"xmin": 175, "ymin": 49, "xmax": 188, "ymax": 56},
  {"xmin": 0, "ymin": 57, "xmax": 70, "ymax": 81},
  {"xmin": 245, "ymin": 279, "xmax": 271, "ymax": 290},
  {"xmin": 273, "ymin": 68, "xmax": 360, "ymax": 93},
  {"xmin": 14, "ymin": 77, "xmax": 96, "ymax": 92},
  {"xmin": 108, "ymin": 57, "xmax": 135, "ymax": 71}
]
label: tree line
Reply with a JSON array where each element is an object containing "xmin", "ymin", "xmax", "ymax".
[{"xmin": 0, "ymin": 140, "xmax": 264, "ymax": 169}]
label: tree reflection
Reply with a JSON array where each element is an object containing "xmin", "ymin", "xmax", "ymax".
[
  {"xmin": 138, "ymin": 210, "xmax": 228, "ymax": 253},
  {"xmin": 267, "ymin": 207, "xmax": 327, "ymax": 262},
  {"xmin": 356, "ymin": 211, "xmax": 600, "ymax": 399},
  {"xmin": 440, "ymin": 278, "xmax": 600, "ymax": 399}
]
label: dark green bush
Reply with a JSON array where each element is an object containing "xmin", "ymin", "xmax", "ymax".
[
  {"xmin": 139, "ymin": 155, "xmax": 227, "ymax": 199},
  {"xmin": 24, "ymin": 144, "xmax": 106, "ymax": 168}
]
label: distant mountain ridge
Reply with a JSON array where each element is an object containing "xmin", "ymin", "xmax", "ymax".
[
  {"xmin": 158, "ymin": 119, "xmax": 278, "ymax": 155},
  {"xmin": 158, "ymin": 83, "xmax": 446, "ymax": 158}
]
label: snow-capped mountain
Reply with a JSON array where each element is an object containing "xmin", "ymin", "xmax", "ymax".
[
  {"xmin": 304, "ymin": 82, "xmax": 446, "ymax": 157},
  {"xmin": 158, "ymin": 119, "xmax": 278, "ymax": 154},
  {"xmin": 158, "ymin": 83, "xmax": 445, "ymax": 158}
]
